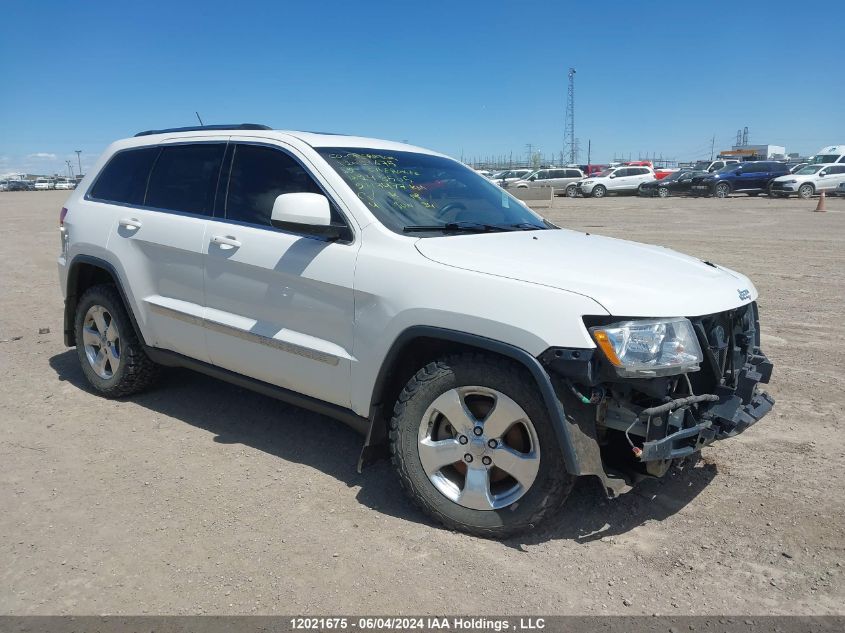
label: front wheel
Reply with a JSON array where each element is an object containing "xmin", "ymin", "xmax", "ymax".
[
  {"xmin": 714, "ymin": 183, "xmax": 731, "ymax": 198},
  {"xmin": 657, "ymin": 187, "xmax": 669, "ymax": 198},
  {"xmin": 591, "ymin": 184, "xmax": 607, "ymax": 198},
  {"xmin": 798, "ymin": 183, "xmax": 814, "ymax": 199},
  {"xmin": 390, "ymin": 354, "xmax": 574, "ymax": 538}
]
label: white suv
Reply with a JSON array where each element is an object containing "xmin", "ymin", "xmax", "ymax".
[
  {"xmin": 577, "ymin": 166, "xmax": 655, "ymax": 198},
  {"xmin": 770, "ymin": 163, "xmax": 845, "ymax": 199},
  {"xmin": 58, "ymin": 124, "xmax": 774, "ymax": 537}
]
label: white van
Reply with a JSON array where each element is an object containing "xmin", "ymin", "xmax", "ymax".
[{"xmin": 808, "ymin": 145, "xmax": 845, "ymax": 165}]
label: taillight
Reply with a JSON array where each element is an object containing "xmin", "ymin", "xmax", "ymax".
[{"xmin": 59, "ymin": 207, "xmax": 68, "ymax": 227}]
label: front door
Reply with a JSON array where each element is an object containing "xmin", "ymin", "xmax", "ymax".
[{"xmin": 203, "ymin": 141, "xmax": 359, "ymax": 408}]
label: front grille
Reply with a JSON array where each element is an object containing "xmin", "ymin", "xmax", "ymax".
[{"xmin": 689, "ymin": 303, "xmax": 758, "ymax": 394}]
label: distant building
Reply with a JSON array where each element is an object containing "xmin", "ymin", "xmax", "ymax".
[{"xmin": 721, "ymin": 144, "xmax": 787, "ymax": 161}]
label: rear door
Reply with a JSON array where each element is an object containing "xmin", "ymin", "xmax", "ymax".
[
  {"xmin": 96, "ymin": 142, "xmax": 226, "ymax": 362},
  {"xmin": 203, "ymin": 140, "xmax": 359, "ymax": 407}
]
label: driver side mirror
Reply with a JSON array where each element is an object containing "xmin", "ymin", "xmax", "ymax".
[
  {"xmin": 819, "ymin": 171, "xmax": 828, "ymax": 177},
  {"xmin": 528, "ymin": 175, "xmax": 536, "ymax": 181},
  {"xmin": 271, "ymin": 193, "xmax": 342, "ymax": 240},
  {"xmin": 608, "ymin": 174, "xmax": 616, "ymax": 179}
]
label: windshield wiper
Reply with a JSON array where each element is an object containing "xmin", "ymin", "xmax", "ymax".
[
  {"xmin": 506, "ymin": 222, "xmax": 550, "ymax": 231},
  {"xmin": 403, "ymin": 222, "xmax": 514, "ymax": 234}
]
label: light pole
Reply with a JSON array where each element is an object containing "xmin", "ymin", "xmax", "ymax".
[{"xmin": 75, "ymin": 150, "xmax": 82, "ymax": 177}]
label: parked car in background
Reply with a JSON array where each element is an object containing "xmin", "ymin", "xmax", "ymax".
[
  {"xmin": 836, "ymin": 181, "xmax": 845, "ymax": 197},
  {"xmin": 54, "ymin": 179, "xmax": 76, "ymax": 190},
  {"xmin": 34, "ymin": 178, "xmax": 54, "ymax": 190},
  {"xmin": 807, "ymin": 145, "xmax": 845, "ymax": 165},
  {"xmin": 690, "ymin": 161, "xmax": 789, "ymax": 198},
  {"xmin": 584, "ymin": 165, "xmax": 607, "ymax": 176},
  {"xmin": 493, "ymin": 169, "xmax": 533, "ymax": 187},
  {"xmin": 474, "ymin": 169, "xmax": 494, "ymax": 178},
  {"xmin": 7, "ymin": 180, "xmax": 32, "ymax": 192},
  {"xmin": 577, "ymin": 165, "xmax": 655, "ymax": 198},
  {"xmin": 654, "ymin": 168, "xmax": 680, "ymax": 180},
  {"xmin": 770, "ymin": 164, "xmax": 845, "ymax": 199},
  {"xmin": 788, "ymin": 162, "xmax": 808, "ymax": 174},
  {"xmin": 0, "ymin": 181, "xmax": 8, "ymax": 191},
  {"xmin": 512, "ymin": 167, "xmax": 584, "ymax": 196},
  {"xmin": 639, "ymin": 170, "xmax": 707, "ymax": 198},
  {"xmin": 692, "ymin": 159, "xmax": 740, "ymax": 173}
]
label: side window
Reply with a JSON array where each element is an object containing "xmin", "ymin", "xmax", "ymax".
[
  {"xmin": 535, "ymin": 170, "xmax": 549, "ymax": 180},
  {"xmin": 613, "ymin": 168, "xmax": 628, "ymax": 177},
  {"xmin": 566, "ymin": 169, "xmax": 580, "ymax": 178},
  {"xmin": 712, "ymin": 162, "xmax": 724, "ymax": 170},
  {"xmin": 89, "ymin": 147, "xmax": 160, "ymax": 205},
  {"xmin": 145, "ymin": 143, "xmax": 226, "ymax": 215},
  {"xmin": 225, "ymin": 144, "xmax": 324, "ymax": 227}
]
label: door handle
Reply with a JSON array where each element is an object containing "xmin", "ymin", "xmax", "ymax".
[
  {"xmin": 119, "ymin": 218, "xmax": 142, "ymax": 230},
  {"xmin": 210, "ymin": 235, "xmax": 241, "ymax": 249}
]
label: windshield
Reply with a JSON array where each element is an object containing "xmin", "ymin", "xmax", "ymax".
[
  {"xmin": 796, "ymin": 165, "xmax": 823, "ymax": 175},
  {"xmin": 318, "ymin": 148, "xmax": 549, "ymax": 234},
  {"xmin": 809, "ymin": 154, "xmax": 842, "ymax": 164},
  {"xmin": 660, "ymin": 171, "xmax": 687, "ymax": 182}
]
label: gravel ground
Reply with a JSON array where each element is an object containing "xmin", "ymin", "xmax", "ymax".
[{"xmin": 1, "ymin": 190, "xmax": 843, "ymax": 615}]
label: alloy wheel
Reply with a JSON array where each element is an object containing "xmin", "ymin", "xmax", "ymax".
[
  {"xmin": 82, "ymin": 305, "xmax": 121, "ymax": 379},
  {"xmin": 417, "ymin": 386, "xmax": 540, "ymax": 511}
]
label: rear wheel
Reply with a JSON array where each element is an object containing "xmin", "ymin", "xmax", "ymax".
[
  {"xmin": 591, "ymin": 184, "xmax": 607, "ymax": 198},
  {"xmin": 390, "ymin": 354, "xmax": 574, "ymax": 538},
  {"xmin": 74, "ymin": 284, "xmax": 159, "ymax": 397},
  {"xmin": 566, "ymin": 184, "xmax": 578, "ymax": 198},
  {"xmin": 798, "ymin": 183, "xmax": 815, "ymax": 199},
  {"xmin": 714, "ymin": 182, "xmax": 731, "ymax": 198}
]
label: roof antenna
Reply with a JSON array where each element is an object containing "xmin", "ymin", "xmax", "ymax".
[{"xmin": 195, "ymin": 111, "xmax": 205, "ymax": 126}]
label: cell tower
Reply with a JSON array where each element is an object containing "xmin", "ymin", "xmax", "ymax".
[
  {"xmin": 564, "ymin": 67, "xmax": 577, "ymax": 164},
  {"xmin": 742, "ymin": 126, "xmax": 749, "ymax": 146}
]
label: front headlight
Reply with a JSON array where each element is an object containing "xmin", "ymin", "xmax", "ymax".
[
  {"xmin": 583, "ymin": 180, "xmax": 594, "ymax": 185},
  {"xmin": 783, "ymin": 179, "xmax": 796, "ymax": 184},
  {"xmin": 590, "ymin": 318, "xmax": 703, "ymax": 377}
]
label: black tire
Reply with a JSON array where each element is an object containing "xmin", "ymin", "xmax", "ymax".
[
  {"xmin": 798, "ymin": 183, "xmax": 814, "ymax": 199},
  {"xmin": 714, "ymin": 182, "xmax": 731, "ymax": 198},
  {"xmin": 657, "ymin": 187, "xmax": 669, "ymax": 198},
  {"xmin": 74, "ymin": 284, "xmax": 159, "ymax": 397},
  {"xmin": 591, "ymin": 184, "xmax": 607, "ymax": 198},
  {"xmin": 565, "ymin": 184, "xmax": 578, "ymax": 198},
  {"xmin": 389, "ymin": 353, "xmax": 574, "ymax": 538}
]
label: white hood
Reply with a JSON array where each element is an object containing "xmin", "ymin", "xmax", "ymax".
[{"xmin": 414, "ymin": 229, "xmax": 757, "ymax": 317}]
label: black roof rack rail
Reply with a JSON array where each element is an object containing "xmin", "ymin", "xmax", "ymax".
[{"xmin": 134, "ymin": 124, "xmax": 272, "ymax": 137}]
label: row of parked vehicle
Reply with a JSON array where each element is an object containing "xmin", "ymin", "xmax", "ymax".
[
  {"xmin": 475, "ymin": 144, "xmax": 845, "ymax": 200},
  {"xmin": 0, "ymin": 177, "xmax": 78, "ymax": 191}
]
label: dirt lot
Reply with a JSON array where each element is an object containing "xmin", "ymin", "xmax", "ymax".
[{"xmin": 1, "ymin": 190, "xmax": 843, "ymax": 616}]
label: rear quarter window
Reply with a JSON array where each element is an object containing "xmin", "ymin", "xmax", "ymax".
[{"xmin": 89, "ymin": 147, "xmax": 160, "ymax": 205}]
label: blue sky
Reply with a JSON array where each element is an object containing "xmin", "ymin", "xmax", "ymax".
[{"xmin": 2, "ymin": 0, "xmax": 843, "ymax": 175}]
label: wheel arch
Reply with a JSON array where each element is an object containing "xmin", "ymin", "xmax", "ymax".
[
  {"xmin": 359, "ymin": 326, "xmax": 581, "ymax": 475},
  {"xmin": 64, "ymin": 255, "xmax": 145, "ymax": 348}
]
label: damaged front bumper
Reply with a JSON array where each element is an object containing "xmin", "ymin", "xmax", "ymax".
[{"xmin": 541, "ymin": 301, "xmax": 774, "ymax": 493}]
